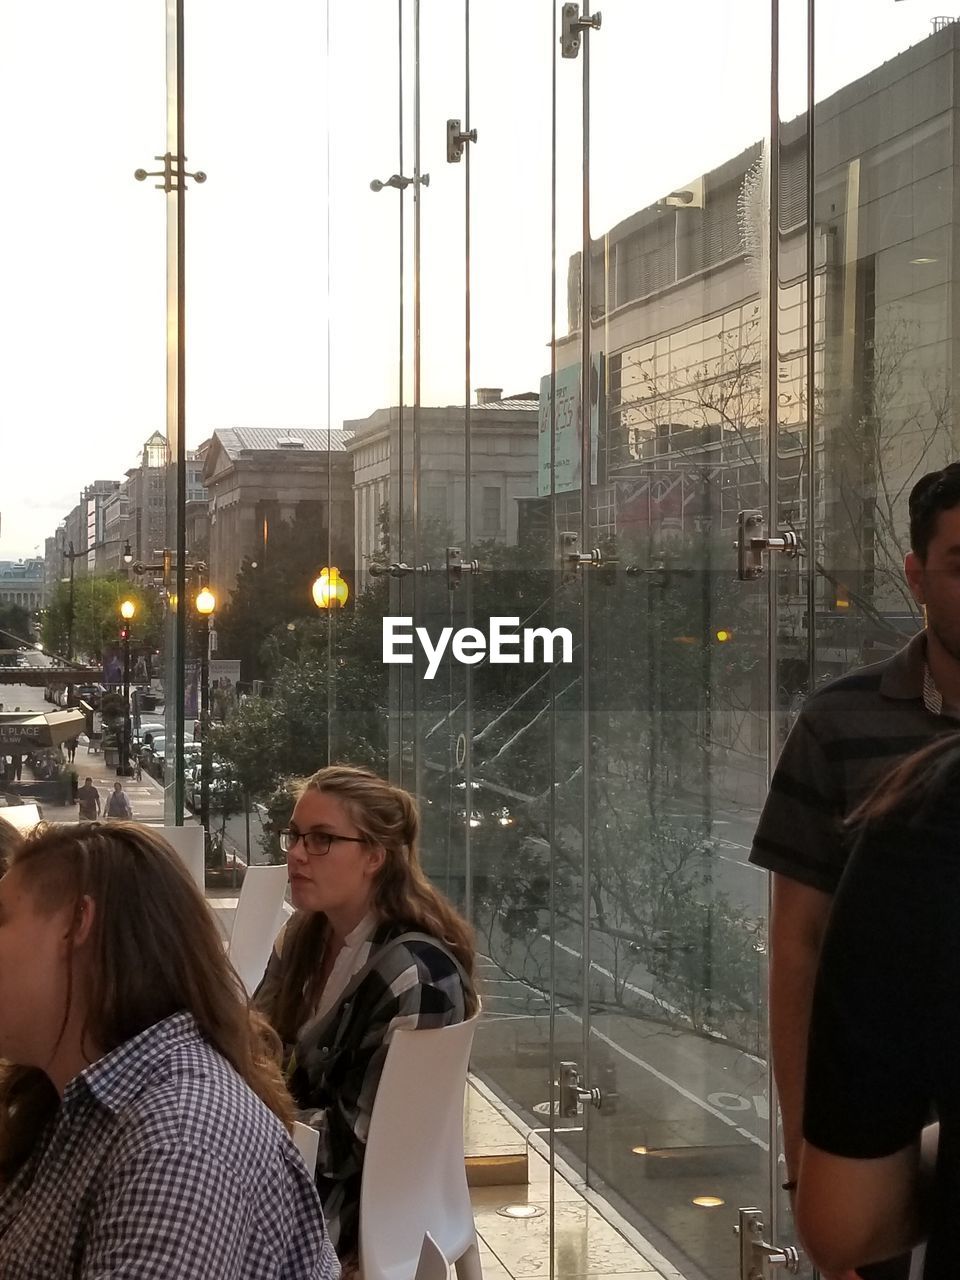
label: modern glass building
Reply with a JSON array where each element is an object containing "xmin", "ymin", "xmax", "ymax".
[{"xmin": 3, "ymin": 4, "xmax": 958, "ymax": 1278}]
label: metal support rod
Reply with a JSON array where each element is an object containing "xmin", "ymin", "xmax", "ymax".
[
  {"xmin": 121, "ymin": 629, "xmax": 131, "ymax": 778},
  {"xmin": 199, "ymin": 616, "xmax": 210, "ymax": 852},
  {"xmin": 463, "ymin": 0, "xmax": 474, "ymax": 925},
  {"xmin": 66, "ymin": 542, "xmax": 76, "ymax": 665},
  {"xmin": 579, "ymin": 0, "xmax": 594, "ymax": 1183},
  {"xmin": 174, "ymin": 0, "xmax": 188, "ymax": 825},
  {"xmin": 766, "ymin": 0, "xmax": 783, "ymax": 1230},
  {"xmin": 411, "ymin": 0, "xmax": 423, "ymax": 799}
]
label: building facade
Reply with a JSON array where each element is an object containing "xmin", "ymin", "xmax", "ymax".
[
  {"xmin": 202, "ymin": 427, "xmax": 354, "ymax": 599},
  {"xmin": 345, "ymin": 390, "xmax": 540, "ymax": 587}
]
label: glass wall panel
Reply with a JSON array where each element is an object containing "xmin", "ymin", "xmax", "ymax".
[
  {"xmin": 0, "ymin": 4, "xmax": 167, "ymax": 832},
  {"xmin": 583, "ymin": 3, "xmax": 773, "ymax": 1277},
  {"xmin": 813, "ymin": 5, "xmax": 959, "ymax": 683}
]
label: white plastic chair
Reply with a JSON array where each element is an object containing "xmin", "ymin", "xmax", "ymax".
[
  {"xmin": 158, "ymin": 825, "xmax": 205, "ymax": 895},
  {"xmin": 228, "ymin": 863, "xmax": 289, "ymax": 995},
  {"xmin": 415, "ymin": 1235, "xmax": 450, "ymax": 1280},
  {"xmin": 292, "ymin": 1120, "xmax": 321, "ymax": 1174},
  {"xmin": 359, "ymin": 1015, "xmax": 482, "ymax": 1280},
  {"xmin": 0, "ymin": 803, "xmax": 42, "ymax": 832}
]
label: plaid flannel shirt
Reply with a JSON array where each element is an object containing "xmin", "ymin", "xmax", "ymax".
[
  {"xmin": 255, "ymin": 919, "xmax": 468, "ymax": 1257},
  {"xmin": 0, "ymin": 1012, "xmax": 340, "ymax": 1280}
]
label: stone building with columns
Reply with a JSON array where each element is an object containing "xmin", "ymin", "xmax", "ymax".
[{"xmin": 202, "ymin": 427, "xmax": 354, "ymax": 599}]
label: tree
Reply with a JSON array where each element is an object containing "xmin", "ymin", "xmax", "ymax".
[
  {"xmin": 42, "ymin": 575, "xmax": 163, "ymax": 662},
  {"xmin": 214, "ymin": 506, "xmax": 337, "ymax": 681},
  {"xmin": 0, "ymin": 603, "xmax": 33, "ymax": 647}
]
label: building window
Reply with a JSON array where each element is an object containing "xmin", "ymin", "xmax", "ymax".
[{"xmin": 482, "ymin": 486, "xmax": 502, "ymax": 535}]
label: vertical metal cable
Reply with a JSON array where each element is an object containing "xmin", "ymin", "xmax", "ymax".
[
  {"xmin": 398, "ymin": 0, "xmax": 405, "ymax": 567},
  {"xmin": 325, "ymin": 0, "xmax": 334, "ymax": 766},
  {"xmin": 395, "ymin": 0, "xmax": 406, "ymax": 786},
  {"xmin": 805, "ymin": 1, "xmax": 816, "ymax": 691},
  {"xmin": 463, "ymin": 0, "xmax": 474, "ymax": 924},
  {"xmin": 411, "ymin": 0, "xmax": 423, "ymax": 800},
  {"xmin": 579, "ymin": 0, "xmax": 594, "ymax": 1183},
  {"xmin": 766, "ymin": 0, "xmax": 783, "ymax": 1226},
  {"xmin": 548, "ymin": 3, "xmax": 559, "ymax": 1269},
  {"xmin": 173, "ymin": 0, "xmax": 187, "ymax": 823}
]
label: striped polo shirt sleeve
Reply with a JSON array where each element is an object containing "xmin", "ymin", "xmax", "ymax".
[{"xmin": 750, "ymin": 709, "xmax": 846, "ymax": 893}]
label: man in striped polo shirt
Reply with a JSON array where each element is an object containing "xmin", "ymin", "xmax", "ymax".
[{"xmin": 751, "ymin": 462, "xmax": 960, "ymax": 1280}]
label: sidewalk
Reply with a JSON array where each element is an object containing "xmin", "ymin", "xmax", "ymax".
[{"xmin": 39, "ymin": 739, "xmax": 165, "ymax": 825}]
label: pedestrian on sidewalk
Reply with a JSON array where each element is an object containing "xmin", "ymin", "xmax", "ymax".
[
  {"xmin": 66, "ymin": 737, "xmax": 78, "ymax": 764},
  {"xmin": 76, "ymin": 778, "xmax": 101, "ymax": 820},
  {"xmin": 105, "ymin": 781, "xmax": 133, "ymax": 820},
  {"xmin": 10, "ymin": 754, "xmax": 22, "ymax": 783}
]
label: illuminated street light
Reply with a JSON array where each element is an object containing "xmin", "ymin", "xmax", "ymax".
[{"xmin": 312, "ymin": 567, "xmax": 349, "ymax": 609}]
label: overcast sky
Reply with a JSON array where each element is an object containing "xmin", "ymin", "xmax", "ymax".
[{"xmin": 0, "ymin": 0, "xmax": 946, "ymax": 560}]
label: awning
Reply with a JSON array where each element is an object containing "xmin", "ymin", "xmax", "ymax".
[{"xmin": 0, "ymin": 710, "xmax": 85, "ymax": 753}]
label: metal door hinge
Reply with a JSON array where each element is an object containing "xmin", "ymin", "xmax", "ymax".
[
  {"xmin": 735, "ymin": 1208, "xmax": 801, "ymax": 1279},
  {"xmin": 561, "ymin": 3, "xmax": 602, "ymax": 58},
  {"xmin": 558, "ymin": 1062, "xmax": 602, "ymax": 1118},
  {"xmin": 446, "ymin": 546, "xmax": 480, "ymax": 590},
  {"xmin": 447, "ymin": 119, "xmax": 478, "ymax": 163},
  {"xmin": 736, "ymin": 510, "xmax": 801, "ymax": 581}
]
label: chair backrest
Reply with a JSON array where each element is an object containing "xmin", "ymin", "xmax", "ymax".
[
  {"xmin": 360, "ymin": 1015, "xmax": 479, "ymax": 1280},
  {"xmin": 292, "ymin": 1121, "xmax": 320, "ymax": 1175},
  {"xmin": 228, "ymin": 863, "xmax": 289, "ymax": 995},
  {"xmin": 414, "ymin": 1234, "xmax": 450, "ymax": 1280},
  {"xmin": 0, "ymin": 803, "xmax": 41, "ymax": 832},
  {"xmin": 157, "ymin": 825, "xmax": 205, "ymax": 895}
]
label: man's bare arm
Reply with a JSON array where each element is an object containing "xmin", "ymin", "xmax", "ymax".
[{"xmin": 769, "ymin": 873, "xmax": 833, "ymax": 1181}]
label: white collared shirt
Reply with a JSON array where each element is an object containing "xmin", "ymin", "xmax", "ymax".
[{"xmin": 312, "ymin": 911, "xmax": 380, "ymax": 1022}]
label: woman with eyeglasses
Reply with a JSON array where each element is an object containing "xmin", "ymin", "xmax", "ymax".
[{"xmin": 254, "ymin": 765, "xmax": 478, "ymax": 1265}]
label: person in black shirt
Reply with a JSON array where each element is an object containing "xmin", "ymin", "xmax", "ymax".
[{"xmin": 797, "ymin": 733, "xmax": 960, "ymax": 1278}]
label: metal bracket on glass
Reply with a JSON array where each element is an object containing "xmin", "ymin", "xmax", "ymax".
[
  {"xmin": 368, "ymin": 562, "xmax": 431, "ymax": 578},
  {"xmin": 446, "ymin": 547, "xmax": 480, "ymax": 590},
  {"xmin": 736, "ymin": 510, "xmax": 801, "ymax": 581},
  {"xmin": 134, "ymin": 153, "xmax": 207, "ymax": 192},
  {"xmin": 561, "ymin": 3, "xmax": 602, "ymax": 58},
  {"xmin": 447, "ymin": 119, "xmax": 478, "ymax": 164},
  {"xmin": 734, "ymin": 1209, "xmax": 801, "ymax": 1279},
  {"xmin": 559, "ymin": 530, "xmax": 604, "ymax": 583},
  {"xmin": 558, "ymin": 1061, "xmax": 602, "ymax": 1118},
  {"xmin": 370, "ymin": 173, "xmax": 430, "ymax": 192}
]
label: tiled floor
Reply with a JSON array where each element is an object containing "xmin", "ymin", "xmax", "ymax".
[{"xmin": 465, "ymin": 1083, "xmax": 678, "ymax": 1280}]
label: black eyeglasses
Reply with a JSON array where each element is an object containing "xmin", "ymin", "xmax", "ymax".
[{"xmin": 279, "ymin": 827, "xmax": 368, "ymax": 858}]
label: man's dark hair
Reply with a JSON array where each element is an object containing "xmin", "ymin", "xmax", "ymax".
[{"xmin": 909, "ymin": 462, "xmax": 960, "ymax": 559}]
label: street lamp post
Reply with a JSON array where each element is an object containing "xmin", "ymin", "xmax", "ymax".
[
  {"xmin": 195, "ymin": 587, "xmax": 216, "ymax": 853},
  {"xmin": 118, "ymin": 599, "xmax": 136, "ymax": 777}
]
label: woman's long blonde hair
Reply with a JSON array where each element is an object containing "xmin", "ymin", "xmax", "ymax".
[
  {"xmin": 0, "ymin": 822, "xmax": 294, "ymax": 1185},
  {"xmin": 267, "ymin": 765, "xmax": 478, "ymax": 1042}
]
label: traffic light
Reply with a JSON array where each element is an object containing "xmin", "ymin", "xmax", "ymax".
[
  {"xmin": 714, "ymin": 628, "xmax": 733, "ymax": 643},
  {"xmin": 119, "ymin": 626, "xmax": 129, "ymax": 641}
]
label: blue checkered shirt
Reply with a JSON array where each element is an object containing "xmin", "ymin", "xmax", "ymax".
[{"xmin": 0, "ymin": 1012, "xmax": 341, "ymax": 1279}]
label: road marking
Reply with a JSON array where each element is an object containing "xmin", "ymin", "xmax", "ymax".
[{"xmin": 480, "ymin": 949, "xmax": 769, "ymax": 1152}]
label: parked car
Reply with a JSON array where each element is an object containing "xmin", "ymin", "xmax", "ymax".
[{"xmin": 188, "ymin": 760, "xmax": 241, "ymax": 814}]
